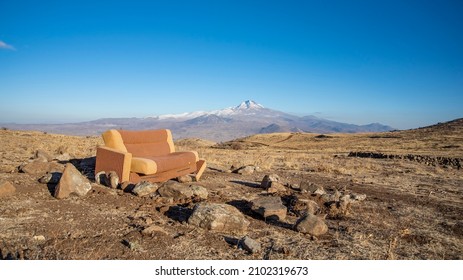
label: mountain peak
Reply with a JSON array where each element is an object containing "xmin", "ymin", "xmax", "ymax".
[{"xmin": 235, "ymin": 100, "xmax": 264, "ymax": 110}]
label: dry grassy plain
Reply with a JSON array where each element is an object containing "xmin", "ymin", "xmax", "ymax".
[{"xmin": 0, "ymin": 119, "xmax": 462, "ymax": 259}]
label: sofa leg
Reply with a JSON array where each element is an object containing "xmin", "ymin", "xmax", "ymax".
[{"xmin": 194, "ymin": 159, "xmax": 207, "ymax": 181}]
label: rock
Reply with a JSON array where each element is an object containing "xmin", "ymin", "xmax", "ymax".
[
  {"xmin": 54, "ymin": 153, "xmax": 71, "ymax": 162},
  {"xmin": 267, "ymin": 182, "xmax": 287, "ymax": 193},
  {"xmin": 95, "ymin": 171, "xmax": 108, "ymax": 186},
  {"xmin": 295, "ymin": 213, "xmax": 328, "ymax": 236},
  {"xmin": 20, "ymin": 161, "xmax": 64, "ymax": 175},
  {"xmin": 261, "ymin": 174, "xmax": 286, "ymax": 193},
  {"xmin": 351, "ymin": 193, "xmax": 367, "ymax": 202},
  {"xmin": 177, "ymin": 175, "xmax": 193, "ymax": 183},
  {"xmin": 188, "ymin": 203, "xmax": 250, "ymax": 234},
  {"xmin": 191, "ymin": 185, "xmax": 208, "ymax": 199},
  {"xmin": 234, "ymin": 165, "xmax": 258, "ymax": 175},
  {"xmin": 158, "ymin": 180, "xmax": 193, "ymax": 199},
  {"xmin": 107, "ymin": 171, "xmax": 119, "ymax": 189},
  {"xmin": 261, "ymin": 174, "xmax": 281, "ymax": 189},
  {"xmin": 239, "ymin": 236, "xmax": 261, "ymax": 254},
  {"xmin": 120, "ymin": 182, "xmax": 135, "ymax": 192},
  {"xmin": 32, "ymin": 235, "xmax": 46, "ymax": 242},
  {"xmin": 250, "ymin": 196, "xmax": 287, "ymax": 221},
  {"xmin": 313, "ymin": 187, "xmax": 326, "ymax": 196},
  {"xmin": 34, "ymin": 149, "xmax": 53, "ymax": 162},
  {"xmin": 141, "ymin": 225, "xmax": 168, "ymax": 236},
  {"xmin": 54, "ymin": 163, "xmax": 92, "ymax": 199},
  {"xmin": 0, "ymin": 181, "xmax": 16, "ymax": 197},
  {"xmin": 132, "ymin": 181, "xmax": 159, "ymax": 197},
  {"xmin": 38, "ymin": 172, "xmax": 62, "ymax": 184},
  {"xmin": 298, "ymin": 199, "xmax": 320, "ymax": 215},
  {"xmin": 299, "ymin": 181, "xmax": 319, "ymax": 193}
]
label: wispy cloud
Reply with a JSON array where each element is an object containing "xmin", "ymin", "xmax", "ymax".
[{"xmin": 0, "ymin": 40, "xmax": 16, "ymax": 50}]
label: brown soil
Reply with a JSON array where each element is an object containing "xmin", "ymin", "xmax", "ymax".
[{"xmin": 0, "ymin": 119, "xmax": 462, "ymax": 260}]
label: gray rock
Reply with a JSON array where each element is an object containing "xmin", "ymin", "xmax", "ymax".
[
  {"xmin": 54, "ymin": 163, "xmax": 92, "ymax": 199},
  {"xmin": 298, "ymin": 199, "xmax": 320, "ymax": 215},
  {"xmin": 234, "ymin": 165, "xmax": 257, "ymax": 175},
  {"xmin": 261, "ymin": 174, "xmax": 281, "ymax": 189},
  {"xmin": 313, "ymin": 187, "xmax": 326, "ymax": 196},
  {"xmin": 191, "ymin": 185, "xmax": 208, "ymax": 199},
  {"xmin": 0, "ymin": 181, "xmax": 16, "ymax": 197},
  {"xmin": 239, "ymin": 236, "xmax": 261, "ymax": 254},
  {"xmin": 38, "ymin": 172, "xmax": 62, "ymax": 184},
  {"xmin": 351, "ymin": 193, "xmax": 367, "ymax": 202},
  {"xmin": 299, "ymin": 181, "xmax": 319, "ymax": 193},
  {"xmin": 177, "ymin": 175, "xmax": 193, "ymax": 183},
  {"xmin": 132, "ymin": 181, "xmax": 159, "ymax": 197},
  {"xmin": 250, "ymin": 196, "xmax": 287, "ymax": 221},
  {"xmin": 158, "ymin": 180, "xmax": 193, "ymax": 199},
  {"xmin": 34, "ymin": 149, "xmax": 53, "ymax": 162},
  {"xmin": 295, "ymin": 213, "xmax": 328, "ymax": 236},
  {"xmin": 188, "ymin": 203, "xmax": 250, "ymax": 234},
  {"xmin": 261, "ymin": 174, "xmax": 286, "ymax": 193}
]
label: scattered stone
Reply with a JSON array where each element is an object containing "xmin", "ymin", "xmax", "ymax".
[
  {"xmin": 239, "ymin": 236, "xmax": 261, "ymax": 254},
  {"xmin": 261, "ymin": 174, "xmax": 281, "ymax": 189},
  {"xmin": 295, "ymin": 213, "xmax": 328, "ymax": 237},
  {"xmin": 299, "ymin": 199, "xmax": 320, "ymax": 215},
  {"xmin": 95, "ymin": 171, "xmax": 108, "ymax": 186},
  {"xmin": 141, "ymin": 225, "xmax": 168, "ymax": 236},
  {"xmin": 32, "ymin": 235, "xmax": 46, "ymax": 242},
  {"xmin": 191, "ymin": 185, "xmax": 208, "ymax": 200},
  {"xmin": 34, "ymin": 149, "xmax": 53, "ymax": 162},
  {"xmin": 120, "ymin": 182, "xmax": 135, "ymax": 192},
  {"xmin": 250, "ymin": 196, "xmax": 287, "ymax": 221},
  {"xmin": 132, "ymin": 181, "xmax": 159, "ymax": 197},
  {"xmin": 54, "ymin": 163, "xmax": 92, "ymax": 199},
  {"xmin": 299, "ymin": 181, "xmax": 319, "ymax": 193},
  {"xmin": 260, "ymin": 174, "xmax": 287, "ymax": 193},
  {"xmin": 351, "ymin": 193, "xmax": 367, "ymax": 202},
  {"xmin": 234, "ymin": 165, "xmax": 259, "ymax": 175},
  {"xmin": 158, "ymin": 180, "xmax": 193, "ymax": 199},
  {"xmin": 267, "ymin": 182, "xmax": 287, "ymax": 193},
  {"xmin": 313, "ymin": 187, "xmax": 326, "ymax": 196},
  {"xmin": 20, "ymin": 161, "xmax": 64, "ymax": 176},
  {"xmin": 0, "ymin": 181, "xmax": 16, "ymax": 197},
  {"xmin": 54, "ymin": 153, "xmax": 71, "ymax": 162},
  {"xmin": 107, "ymin": 171, "xmax": 119, "ymax": 189},
  {"xmin": 188, "ymin": 203, "xmax": 250, "ymax": 234},
  {"xmin": 38, "ymin": 172, "xmax": 62, "ymax": 184},
  {"xmin": 177, "ymin": 175, "xmax": 193, "ymax": 183}
]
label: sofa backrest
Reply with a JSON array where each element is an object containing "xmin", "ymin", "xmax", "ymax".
[{"xmin": 102, "ymin": 129, "xmax": 175, "ymax": 157}]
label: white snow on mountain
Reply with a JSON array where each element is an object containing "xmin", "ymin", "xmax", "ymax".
[{"xmin": 150, "ymin": 100, "xmax": 265, "ymax": 120}]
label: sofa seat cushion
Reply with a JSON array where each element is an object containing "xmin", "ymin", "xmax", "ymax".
[{"xmin": 131, "ymin": 151, "xmax": 199, "ymax": 175}]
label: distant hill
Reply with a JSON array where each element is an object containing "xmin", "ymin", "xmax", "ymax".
[{"xmin": 2, "ymin": 100, "xmax": 395, "ymax": 141}]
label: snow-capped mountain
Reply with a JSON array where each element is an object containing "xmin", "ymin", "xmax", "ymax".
[
  {"xmin": 154, "ymin": 100, "xmax": 265, "ymax": 120},
  {"xmin": 4, "ymin": 100, "xmax": 395, "ymax": 141}
]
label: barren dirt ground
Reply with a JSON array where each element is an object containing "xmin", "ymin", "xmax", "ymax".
[{"xmin": 1, "ymin": 119, "xmax": 462, "ymax": 259}]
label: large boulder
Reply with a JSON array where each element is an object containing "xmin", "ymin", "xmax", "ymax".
[
  {"xmin": 54, "ymin": 163, "xmax": 92, "ymax": 199},
  {"xmin": 0, "ymin": 181, "xmax": 16, "ymax": 197},
  {"xmin": 294, "ymin": 213, "xmax": 328, "ymax": 237},
  {"xmin": 132, "ymin": 181, "xmax": 159, "ymax": 197},
  {"xmin": 250, "ymin": 196, "xmax": 287, "ymax": 221},
  {"xmin": 188, "ymin": 203, "xmax": 250, "ymax": 234},
  {"xmin": 157, "ymin": 180, "xmax": 194, "ymax": 199}
]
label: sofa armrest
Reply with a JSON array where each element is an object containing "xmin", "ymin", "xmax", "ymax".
[{"xmin": 95, "ymin": 146, "xmax": 132, "ymax": 182}]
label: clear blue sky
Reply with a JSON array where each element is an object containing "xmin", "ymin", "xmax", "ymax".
[{"xmin": 1, "ymin": 0, "xmax": 462, "ymax": 129}]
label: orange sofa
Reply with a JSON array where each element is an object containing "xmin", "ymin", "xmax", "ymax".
[{"xmin": 95, "ymin": 129, "xmax": 206, "ymax": 183}]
